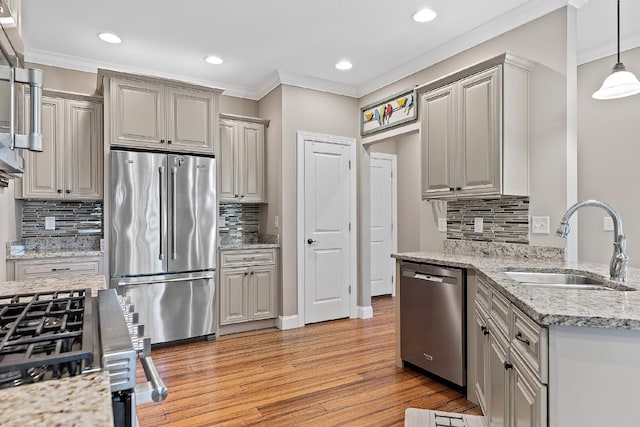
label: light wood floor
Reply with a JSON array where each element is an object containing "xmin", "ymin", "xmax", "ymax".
[{"xmin": 136, "ymin": 296, "xmax": 482, "ymax": 426}]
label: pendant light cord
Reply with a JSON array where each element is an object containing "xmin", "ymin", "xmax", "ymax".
[{"xmin": 617, "ymin": 0, "xmax": 621, "ymax": 65}]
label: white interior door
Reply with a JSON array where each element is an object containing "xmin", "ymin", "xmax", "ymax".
[
  {"xmin": 303, "ymin": 138, "xmax": 352, "ymax": 324},
  {"xmin": 369, "ymin": 153, "xmax": 397, "ymax": 296}
]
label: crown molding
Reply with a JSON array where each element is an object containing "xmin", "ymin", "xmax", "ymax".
[
  {"xmin": 357, "ymin": 0, "xmax": 570, "ymax": 97},
  {"xmin": 568, "ymin": 0, "xmax": 589, "ymax": 9},
  {"xmin": 276, "ymin": 71, "xmax": 359, "ymax": 98}
]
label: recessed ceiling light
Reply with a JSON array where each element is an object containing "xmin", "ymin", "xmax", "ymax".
[
  {"xmin": 205, "ymin": 55, "xmax": 224, "ymax": 65},
  {"xmin": 412, "ymin": 8, "xmax": 437, "ymax": 23},
  {"xmin": 335, "ymin": 60, "xmax": 352, "ymax": 70},
  {"xmin": 98, "ymin": 32, "xmax": 122, "ymax": 44}
]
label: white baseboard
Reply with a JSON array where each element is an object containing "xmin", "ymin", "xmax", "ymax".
[
  {"xmin": 276, "ymin": 314, "xmax": 300, "ymax": 330},
  {"xmin": 358, "ymin": 305, "xmax": 373, "ymax": 319}
]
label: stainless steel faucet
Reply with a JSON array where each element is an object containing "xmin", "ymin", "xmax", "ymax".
[{"xmin": 556, "ymin": 200, "xmax": 628, "ymax": 282}]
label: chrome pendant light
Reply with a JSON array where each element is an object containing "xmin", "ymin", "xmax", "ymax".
[{"xmin": 593, "ymin": 0, "xmax": 640, "ymax": 100}]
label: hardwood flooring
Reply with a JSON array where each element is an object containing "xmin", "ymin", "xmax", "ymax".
[{"xmin": 136, "ymin": 296, "xmax": 482, "ymax": 426}]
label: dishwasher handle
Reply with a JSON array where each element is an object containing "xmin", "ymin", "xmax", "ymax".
[
  {"xmin": 413, "ymin": 272, "xmax": 444, "ymax": 282},
  {"xmin": 401, "ymin": 268, "xmax": 458, "ymax": 285}
]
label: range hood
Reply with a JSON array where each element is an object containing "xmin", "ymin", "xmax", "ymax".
[{"xmin": 0, "ymin": 0, "xmax": 43, "ymax": 181}]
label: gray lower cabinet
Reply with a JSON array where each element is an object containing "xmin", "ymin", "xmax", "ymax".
[
  {"xmin": 476, "ymin": 277, "xmax": 547, "ymax": 427},
  {"xmin": 219, "ymin": 248, "xmax": 277, "ymax": 326}
]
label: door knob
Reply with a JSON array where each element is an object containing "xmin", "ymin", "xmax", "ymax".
[{"xmin": 307, "ymin": 239, "xmax": 316, "ymax": 245}]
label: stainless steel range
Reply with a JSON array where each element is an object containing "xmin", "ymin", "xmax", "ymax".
[{"xmin": 0, "ymin": 288, "xmax": 167, "ymax": 426}]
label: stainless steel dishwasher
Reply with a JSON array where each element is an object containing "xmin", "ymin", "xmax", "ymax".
[{"xmin": 400, "ymin": 261, "xmax": 466, "ymax": 387}]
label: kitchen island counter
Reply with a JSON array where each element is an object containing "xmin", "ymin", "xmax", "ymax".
[
  {"xmin": 0, "ymin": 273, "xmax": 106, "ymax": 296},
  {"xmin": 0, "ymin": 273, "xmax": 112, "ymax": 425},
  {"xmin": 393, "ymin": 250, "xmax": 640, "ymax": 330},
  {"xmin": 0, "ymin": 371, "xmax": 114, "ymax": 426}
]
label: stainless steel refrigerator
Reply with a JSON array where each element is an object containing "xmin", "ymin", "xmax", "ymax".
[{"xmin": 109, "ymin": 149, "xmax": 216, "ymax": 344}]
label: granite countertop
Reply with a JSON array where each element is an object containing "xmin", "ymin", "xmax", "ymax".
[
  {"xmin": 0, "ymin": 371, "xmax": 114, "ymax": 426},
  {"xmin": 393, "ymin": 251, "xmax": 640, "ymax": 330},
  {"xmin": 6, "ymin": 249, "xmax": 104, "ymax": 261},
  {"xmin": 219, "ymin": 243, "xmax": 280, "ymax": 250},
  {"xmin": 0, "ymin": 274, "xmax": 111, "ymax": 425},
  {"xmin": 0, "ymin": 273, "xmax": 107, "ymax": 296}
]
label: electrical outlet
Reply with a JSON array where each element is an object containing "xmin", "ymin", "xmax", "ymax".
[
  {"xmin": 474, "ymin": 217, "xmax": 483, "ymax": 233},
  {"xmin": 219, "ymin": 216, "xmax": 226, "ymax": 227},
  {"xmin": 438, "ymin": 218, "xmax": 447, "ymax": 233},
  {"xmin": 275, "ymin": 215, "xmax": 279, "ymax": 229},
  {"xmin": 45, "ymin": 216, "xmax": 56, "ymax": 230},
  {"xmin": 604, "ymin": 216, "xmax": 614, "ymax": 232},
  {"xmin": 532, "ymin": 216, "xmax": 550, "ymax": 234}
]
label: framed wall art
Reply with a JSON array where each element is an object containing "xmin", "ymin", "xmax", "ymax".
[{"xmin": 360, "ymin": 88, "xmax": 417, "ymax": 137}]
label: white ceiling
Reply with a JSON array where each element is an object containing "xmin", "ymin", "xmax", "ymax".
[{"xmin": 20, "ymin": 0, "xmax": 640, "ymax": 100}]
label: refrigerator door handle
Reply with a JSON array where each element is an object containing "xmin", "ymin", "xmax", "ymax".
[
  {"xmin": 171, "ymin": 166, "xmax": 177, "ymax": 260},
  {"xmin": 116, "ymin": 272, "xmax": 215, "ymax": 287},
  {"xmin": 158, "ymin": 166, "xmax": 166, "ymax": 260}
]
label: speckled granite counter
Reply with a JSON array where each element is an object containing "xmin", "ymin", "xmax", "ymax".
[
  {"xmin": 393, "ymin": 250, "xmax": 640, "ymax": 330},
  {"xmin": 6, "ymin": 249, "xmax": 103, "ymax": 260},
  {"xmin": 219, "ymin": 243, "xmax": 280, "ymax": 250},
  {"xmin": 0, "ymin": 273, "xmax": 106, "ymax": 296},
  {"xmin": 0, "ymin": 274, "xmax": 111, "ymax": 425},
  {"xmin": 0, "ymin": 371, "xmax": 114, "ymax": 426}
]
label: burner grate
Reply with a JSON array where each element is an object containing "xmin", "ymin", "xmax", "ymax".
[{"xmin": 0, "ymin": 289, "xmax": 94, "ymax": 378}]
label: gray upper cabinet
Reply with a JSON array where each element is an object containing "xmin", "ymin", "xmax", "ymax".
[
  {"xmin": 420, "ymin": 54, "xmax": 532, "ymax": 200},
  {"xmin": 219, "ymin": 115, "xmax": 267, "ymax": 203},
  {"xmin": 103, "ymin": 72, "xmax": 222, "ymax": 154},
  {"xmin": 19, "ymin": 93, "xmax": 103, "ymax": 200}
]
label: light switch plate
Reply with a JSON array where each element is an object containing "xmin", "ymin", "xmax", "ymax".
[
  {"xmin": 604, "ymin": 216, "xmax": 614, "ymax": 232},
  {"xmin": 275, "ymin": 215, "xmax": 280, "ymax": 229},
  {"xmin": 44, "ymin": 216, "xmax": 55, "ymax": 230},
  {"xmin": 532, "ymin": 216, "xmax": 550, "ymax": 234},
  {"xmin": 437, "ymin": 218, "xmax": 447, "ymax": 233},
  {"xmin": 219, "ymin": 216, "xmax": 226, "ymax": 227},
  {"xmin": 474, "ymin": 217, "xmax": 483, "ymax": 233}
]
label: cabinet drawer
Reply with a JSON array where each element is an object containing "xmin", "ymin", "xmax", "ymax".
[
  {"xmin": 15, "ymin": 257, "xmax": 103, "ymax": 280},
  {"xmin": 220, "ymin": 249, "xmax": 276, "ymax": 267},
  {"xmin": 511, "ymin": 305, "xmax": 549, "ymax": 384},
  {"xmin": 476, "ymin": 277, "xmax": 491, "ymax": 312},
  {"xmin": 490, "ymin": 288, "xmax": 510, "ymax": 340}
]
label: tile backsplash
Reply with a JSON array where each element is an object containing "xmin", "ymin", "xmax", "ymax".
[
  {"xmin": 21, "ymin": 200, "xmax": 103, "ymax": 238},
  {"xmin": 447, "ymin": 196, "xmax": 529, "ymax": 244},
  {"xmin": 219, "ymin": 203, "xmax": 260, "ymax": 245}
]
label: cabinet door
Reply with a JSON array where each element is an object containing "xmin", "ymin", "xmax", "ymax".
[
  {"xmin": 22, "ymin": 96, "xmax": 64, "ymax": 199},
  {"xmin": 421, "ymin": 84, "xmax": 456, "ymax": 199},
  {"xmin": 488, "ymin": 322, "xmax": 510, "ymax": 427},
  {"xmin": 219, "ymin": 120, "xmax": 238, "ymax": 201},
  {"xmin": 238, "ymin": 122, "xmax": 264, "ymax": 202},
  {"xmin": 510, "ymin": 351, "xmax": 547, "ymax": 427},
  {"xmin": 250, "ymin": 264, "xmax": 276, "ymax": 320},
  {"xmin": 475, "ymin": 308, "xmax": 489, "ymax": 414},
  {"xmin": 65, "ymin": 100, "xmax": 103, "ymax": 199},
  {"xmin": 110, "ymin": 78, "xmax": 166, "ymax": 149},
  {"xmin": 166, "ymin": 87, "xmax": 214, "ymax": 154},
  {"xmin": 220, "ymin": 267, "xmax": 249, "ymax": 325},
  {"xmin": 458, "ymin": 66, "xmax": 501, "ymax": 196}
]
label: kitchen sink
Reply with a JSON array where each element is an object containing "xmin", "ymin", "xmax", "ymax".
[{"xmin": 504, "ymin": 271, "xmax": 634, "ymax": 291}]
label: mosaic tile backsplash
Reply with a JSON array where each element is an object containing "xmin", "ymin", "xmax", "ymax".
[
  {"xmin": 219, "ymin": 203, "xmax": 260, "ymax": 245},
  {"xmin": 21, "ymin": 200, "xmax": 103, "ymax": 238},
  {"xmin": 447, "ymin": 196, "xmax": 529, "ymax": 244}
]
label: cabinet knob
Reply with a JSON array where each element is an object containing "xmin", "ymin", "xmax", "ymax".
[
  {"xmin": 504, "ymin": 362, "xmax": 513, "ymax": 370},
  {"xmin": 160, "ymin": 139, "xmax": 165, "ymax": 144},
  {"xmin": 449, "ymin": 187, "xmax": 454, "ymax": 191},
  {"xmin": 244, "ymin": 272, "xmax": 248, "ymax": 276},
  {"xmin": 65, "ymin": 189, "xmax": 71, "ymax": 194},
  {"xmin": 234, "ymin": 194, "xmax": 239, "ymax": 198},
  {"xmin": 57, "ymin": 189, "xmax": 62, "ymax": 193},
  {"xmin": 456, "ymin": 187, "xmax": 462, "ymax": 191},
  {"xmin": 167, "ymin": 140, "xmax": 172, "ymax": 144},
  {"xmin": 240, "ymin": 195, "xmax": 245, "ymax": 199},
  {"xmin": 307, "ymin": 239, "xmax": 316, "ymax": 245}
]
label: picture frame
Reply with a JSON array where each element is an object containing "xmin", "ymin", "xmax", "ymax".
[{"xmin": 360, "ymin": 88, "xmax": 418, "ymax": 137}]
